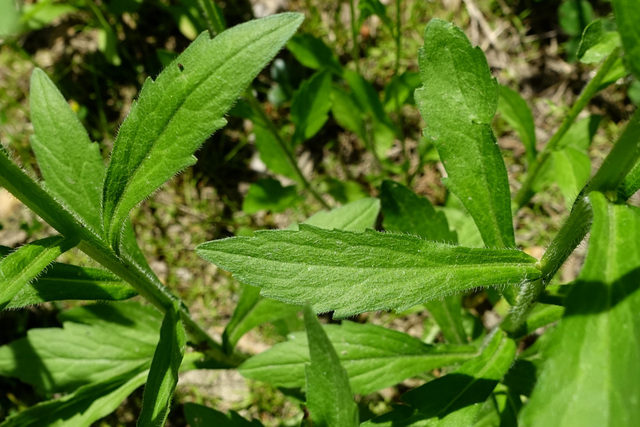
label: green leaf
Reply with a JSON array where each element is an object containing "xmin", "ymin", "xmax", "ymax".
[
  {"xmin": 358, "ymin": 0, "xmax": 393, "ymax": 31},
  {"xmin": 183, "ymin": 403, "xmax": 264, "ymax": 426},
  {"xmin": 344, "ymin": 70, "xmax": 397, "ymax": 156},
  {"xmin": 424, "ymin": 296, "xmax": 468, "ymax": 345},
  {"xmin": 138, "ymin": 301, "xmax": 186, "ymax": 427},
  {"xmin": 613, "ymin": 0, "xmax": 640, "ymax": 79},
  {"xmin": 0, "ymin": 302, "xmax": 161, "ymax": 394},
  {"xmin": 223, "ymin": 284, "xmax": 300, "ymax": 353},
  {"xmin": 197, "ymin": 225, "xmax": 540, "ymax": 318},
  {"xmin": 416, "ymin": 19, "xmax": 515, "ymax": 249},
  {"xmin": 0, "ymin": 235, "xmax": 77, "ymax": 310},
  {"xmin": 498, "ymin": 85, "xmax": 537, "ymax": 164},
  {"xmin": 520, "ymin": 192, "xmax": 640, "ymax": 427},
  {"xmin": 331, "ymin": 85, "xmax": 366, "ymax": 139},
  {"xmin": 29, "ymin": 69, "xmax": 106, "ymax": 235},
  {"xmin": 242, "ymin": 178, "xmax": 302, "ymax": 214},
  {"xmin": 239, "ymin": 321, "xmax": 478, "ymax": 395},
  {"xmin": 291, "ymin": 70, "xmax": 333, "ymax": 144},
  {"xmin": 577, "ymin": 19, "xmax": 621, "ymax": 64},
  {"xmin": 362, "ymin": 330, "xmax": 517, "ymax": 427},
  {"xmin": 304, "ymin": 306, "xmax": 358, "ymax": 427},
  {"xmin": 300, "ymin": 197, "xmax": 380, "ymax": 232},
  {"xmin": 253, "ymin": 124, "xmax": 301, "ymax": 182},
  {"xmin": 5, "ymin": 262, "xmax": 136, "ymax": 309},
  {"xmin": 380, "ymin": 180, "xmax": 456, "ymax": 244},
  {"xmin": 287, "ymin": 33, "xmax": 342, "ymax": 75},
  {"xmin": 0, "ymin": 369, "xmax": 148, "ymax": 427},
  {"xmin": 383, "ymin": 71, "xmax": 422, "ymax": 112},
  {"xmin": 101, "ymin": 13, "xmax": 304, "ymax": 249},
  {"xmin": 559, "ymin": 0, "xmax": 594, "ymax": 37}
]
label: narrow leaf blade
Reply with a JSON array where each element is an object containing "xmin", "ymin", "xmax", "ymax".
[
  {"xmin": 304, "ymin": 306, "xmax": 358, "ymax": 427},
  {"xmin": 102, "ymin": 13, "xmax": 304, "ymax": 248},
  {"xmin": 291, "ymin": 69, "xmax": 333, "ymax": 144},
  {"xmin": 0, "ymin": 235, "xmax": 78, "ymax": 310},
  {"xmin": 300, "ymin": 197, "xmax": 380, "ymax": 231},
  {"xmin": 613, "ymin": 0, "xmax": 640, "ymax": 79},
  {"xmin": 520, "ymin": 192, "xmax": 640, "ymax": 427},
  {"xmin": 239, "ymin": 321, "xmax": 478, "ymax": 395},
  {"xmin": 137, "ymin": 302, "xmax": 186, "ymax": 427},
  {"xmin": 498, "ymin": 85, "xmax": 537, "ymax": 164},
  {"xmin": 416, "ymin": 19, "xmax": 515, "ymax": 248},
  {"xmin": 29, "ymin": 68, "xmax": 105, "ymax": 234},
  {"xmin": 197, "ymin": 225, "xmax": 541, "ymax": 318}
]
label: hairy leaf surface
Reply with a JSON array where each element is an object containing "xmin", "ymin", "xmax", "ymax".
[
  {"xmin": 0, "ymin": 235, "xmax": 77, "ymax": 310},
  {"xmin": 304, "ymin": 307, "xmax": 358, "ymax": 427},
  {"xmin": 520, "ymin": 192, "xmax": 640, "ymax": 427},
  {"xmin": 102, "ymin": 13, "xmax": 304, "ymax": 248},
  {"xmin": 416, "ymin": 19, "xmax": 514, "ymax": 248},
  {"xmin": 197, "ymin": 225, "xmax": 540, "ymax": 318},
  {"xmin": 30, "ymin": 69, "xmax": 106, "ymax": 234},
  {"xmin": 239, "ymin": 321, "xmax": 477, "ymax": 395},
  {"xmin": 138, "ymin": 302, "xmax": 185, "ymax": 426},
  {"xmin": 362, "ymin": 330, "xmax": 517, "ymax": 426}
]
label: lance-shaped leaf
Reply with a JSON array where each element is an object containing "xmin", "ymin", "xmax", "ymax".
[
  {"xmin": 0, "ymin": 369, "xmax": 148, "ymax": 427},
  {"xmin": 29, "ymin": 69, "xmax": 106, "ymax": 235},
  {"xmin": 5, "ymin": 262, "xmax": 136, "ymax": 309},
  {"xmin": 416, "ymin": 19, "xmax": 515, "ymax": 248},
  {"xmin": 102, "ymin": 13, "xmax": 304, "ymax": 248},
  {"xmin": 362, "ymin": 330, "xmax": 517, "ymax": 426},
  {"xmin": 138, "ymin": 301, "xmax": 186, "ymax": 427},
  {"xmin": 197, "ymin": 225, "xmax": 540, "ymax": 318},
  {"xmin": 498, "ymin": 85, "xmax": 537, "ymax": 165},
  {"xmin": 0, "ymin": 235, "xmax": 78, "ymax": 310},
  {"xmin": 577, "ymin": 19, "xmax": 621, "ymax": 64},
  {"xmin": 239, "ymin": 321, "xmax": 478, "ymax": 395},
  {"xmin": 0, "ymin": 302, "xmax": 161, "ymax": 394},
  {"xmin": 520, "ymin": 192, "xmax": 640, "ymax": 427},
  {"xmin": 291, "ymin": 69, "xmax": 333, "ymax": 145},
  {"xmin": 613, "ymin": 0, "xmax": 640, "ymax": 79},
  {"xmin": 299, "ymin": 197, "xmax": 380, "ymax": 231},
  {"xmin": 304, "ymin": 306, "xmax": 358, "ymax": 427}
]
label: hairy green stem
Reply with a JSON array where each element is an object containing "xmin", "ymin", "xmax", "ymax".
[
  {"xmin": 513, "ymin": 47, "xmax": 622, "ymax": 209},
  {"xmin": 0, "ymin": 147, "xmax": 241, "ymax": 366},
  {"xmin": 245, "ymin": 91, "xmax": 330, "ymax": 209},
  {"xmin": 503, "ymin": 107, "xmax": 640, "ymax": 332}
]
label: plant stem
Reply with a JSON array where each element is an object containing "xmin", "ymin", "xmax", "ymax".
[
  {"xmin": 348, "ymin": 0, "xmax": 361, "ymax": 74},
  {"xmin": 0, "ymin": 147, "xmax": 242, "ymax": 366},
  {"xmin": 502, "ymin": 107, "xmax": 640, "ymax": 332},
  {"xmin": 513, "ymin": 47, "xmax": 622, "ymax": 209},
  {"xmin": 197, "ymin": 0, "xmax": 226, "ymax": 35},
  {"xmin": 394, "ymin": 0, "xmax": 409, "ymax": 182},
  {"xmin": 245, "ymin": 91, "xmax": 330, "ymax": 209}
]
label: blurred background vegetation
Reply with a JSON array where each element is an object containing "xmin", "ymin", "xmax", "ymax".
[{"xmin": 0, "ymin": 0, "xmax": 636, "ymax": 425}]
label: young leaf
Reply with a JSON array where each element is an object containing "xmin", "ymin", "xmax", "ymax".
[
  {"xmin": 0, "ymin": 235, "xmax": 78, "ymax": 310},
  {"xmin": 362, "ymin": 330, "xmax": 517, "ymax": 426},
  {"xmin": 138, "ymin": 301, "xmax": 186, "ymax": 427},
  {"xmin": 613, "ymin": 0, "xmax": 640, "ymax": 79},
  {"xmin": 303, "ymin": 306, "xmax": 359, "ymax": 427},
  {"xmin": 0, "ymin": 369, "xmax": 148, "ymax": 427},
  {"xmin": 101, "ymin": 13, "xmax": 304, "ymax": 249},
  {"xmin": 299, "ymin": 197, "xmax": 380, "ymax": 231},
  {"xmin": 5, "ymin": 262, "xmax": 136, "ymax": 309},
  {"xmin": 197, "ymin": 225, "xmax": 541, "ymax": 318},
  {"xmin": 223, "ymin": 284, "xmax": 300, "ymax": 353},
  {"xmin": 29, "ymin": 68, "xmax": 106, "ymax": 235},
  {"xmin": 380, "ymin": 180, "xmax": 457, "ymax": 244},
  {"xmin": 183, "ymin": 403, "xmax": 264, "ymax": 427},
  {"xmin": 291, "ymin": 69, "xmax": 333, "ymax": 145},
  {"xmin": 577, "ymin": 19, "xmax": 621, "ymax": 64},
  {"xmin": 331, "ymin": 85, "xmax": 366, "ymax": 141},
  {"xmin": 416, "ymin": 19, "xmax": 515, "ymax": 248},
  {"xmin": 0, "ymin": 302, "xmax": 161, "ymax": 394},
  {"xmin": 520, "ymin": 192, "xmax": 640, "ymax": 427},
  {"xmin": 239, "ymin": 321, "xmax": 478, "ymax": 395},
  {"xmin": 498, "ymin": 85, "xmax": 537, "ymax": 165},
  {"xmin": 253, "ymin": 124, "xmax": 301, "ymax": 183}
]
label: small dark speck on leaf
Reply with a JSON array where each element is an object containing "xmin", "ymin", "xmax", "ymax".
[{"xmin": 178, "ymin": 63, "xmax": 184, "ymax": 71}]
